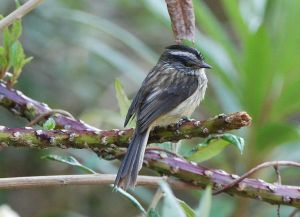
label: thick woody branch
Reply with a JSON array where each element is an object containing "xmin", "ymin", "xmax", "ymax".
[
  {"xmin": 0, "ymin": 82, "xmax": 98, "ymax": 131},
  {"xmin": 0, "ymin": 148, "xmax": 299, "ymax": 208},
  {"xmin": 4, "ymin": 82, "xmax": 299, "ymax": 207},
  {"xmin": 0, "ymin": 112, "xmax": 250, "ymax": 159}
]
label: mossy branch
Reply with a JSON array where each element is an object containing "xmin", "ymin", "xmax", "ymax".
[{"xmin": 2, "ymin": 82, "xmax": 300, "ymax": 208}]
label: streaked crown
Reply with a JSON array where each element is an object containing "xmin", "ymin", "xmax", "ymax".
[{"xmin": 161, "ymin": 44, "xmax": 211, "ymax": 70}]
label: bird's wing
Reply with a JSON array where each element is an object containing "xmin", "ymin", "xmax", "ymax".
[
  {"xmin": 137, "ymin": 73, "xmax": 199, "ymax": 132},
  {"xmin": 124, "ymin": 86, "xmax": 143, "ymax": 127}
]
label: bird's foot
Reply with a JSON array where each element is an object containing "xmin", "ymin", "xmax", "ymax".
[{"xmin": 176, "ymin": 116, "xmax": 191, "ymax": 128}]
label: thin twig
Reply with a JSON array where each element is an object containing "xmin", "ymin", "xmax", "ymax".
[
  {"xmin": 213, "ymin": 161, "xmax": 300, "ymax": 195},
  {"xmin": 0, "ymin": 174, "xmax": 195, "ymax": 190},
  {"xmin": 0, "ymin": 0, "xmax": 43, "ymax": 30},
  {"xmin": 146, "ymin": 147, "xmax": 179, "ymax": 157},
  {"xmin": 274, "ymin": 164, "xmax": 282, "ymax": 217},
  {"xmin": 26, "ymin": 109, "xmax": 75, "ymax": 127}
]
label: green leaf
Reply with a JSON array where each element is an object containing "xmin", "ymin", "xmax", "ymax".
[
  {"xmin": 0, "ymin": 47, "xmax": 7, "ymax": 67},
  {"xmin": 196, "ymin": 185, "xmax": 212, "ymax": 217},
  {"xmin": 160, "ymin": 182, "xmax": 186, "ymax": 217},
  {"xmin": 114, "ymin": 188, "xmax": 146, "ymax": 214},
  {"xmin": 188, "ymin": 139, "xmax": 228, "ymax": 163},
  {"xmin": 221, "ymin": 133, "xmax": 245, "ymax": 154},
  {"xmin": 42, "ymin": 154, "xmax": 96, "ymax": 174},
  {"xmin": 114, "ymin": 79, "xmax": 131, "ymax": 118},
  {"xmin": 3, "ymin": 27, "xmax": 12, "ymax": 51},
  {"xmin": 177, "ymin": 199, "xmax": 196, "ymax": 217},
  {"xmin": 11, "ymin": 19, "xmax": 22, "ymax": 42},
  {"xmin": 43, "ymin": 117, "xmax": 56, "ymax": 130},
  {"xmin": 9, "ymin": 41, "xmax": 25, "ymax": 70},
  {"xmin": 15, "ymin": 0, "xmax": 21, "ymax": 8},
  {"xmin": 148, "ymin": 208, "xmax": 161, "ymax": 217},
  {"xmin": 188, "ymin": 134, "xmax": 245, "ymax": 163}
]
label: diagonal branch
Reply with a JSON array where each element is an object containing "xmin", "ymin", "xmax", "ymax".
[
  {"xmin": 5, "ymin": 82, "xmax": 299, "ymax": 208},
  {"xmin": 0, "ymin": 0, "xmax": 43, "ymax": 30},
  {"xmin": 0, "ymin": 112, "xmax": 250, "ymax": 159}
]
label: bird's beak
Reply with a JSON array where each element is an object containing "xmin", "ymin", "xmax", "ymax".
[{"xmin": 200, "ymin": 62, "xmax": 212, "ymax": 69}]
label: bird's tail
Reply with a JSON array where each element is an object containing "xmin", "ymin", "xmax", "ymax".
[{"xmin": 114, "ymin": 128, "xmax": 150, "ymax": 190}]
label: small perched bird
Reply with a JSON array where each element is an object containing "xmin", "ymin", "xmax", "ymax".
[{"xmin": 114, "ymin": 44, "xmax": 211, "ymax": 190}]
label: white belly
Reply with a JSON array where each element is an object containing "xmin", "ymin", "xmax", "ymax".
[{"xmin": 153, "ymin": 70, "xmax": 207, "ymax": 127}]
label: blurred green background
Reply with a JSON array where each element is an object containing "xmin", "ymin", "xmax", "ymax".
[{"xmin": 1, "ymin": 0, "xmax": 300, "ymax": 216}]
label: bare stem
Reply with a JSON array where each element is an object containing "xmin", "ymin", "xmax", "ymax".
[
  {"xmin": 0, "ymin": 174, "xmax": 185, "ymax": 189},
  {"xmin": 213, "ymin": 161, "xmax": 300, "ymax": 195},
  {"xmin": 0, "ymin": 0, "xmax": 43, "ymax": 30}
]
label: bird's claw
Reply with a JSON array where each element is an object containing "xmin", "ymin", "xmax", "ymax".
[{"xmin": 176, "ymin": 116, "xmax": 191, "ymax": 128}]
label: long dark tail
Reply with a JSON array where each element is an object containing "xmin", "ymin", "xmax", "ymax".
[{"xmin": 114, "ymin": 128, "xmax": 150, "ymax": 190}]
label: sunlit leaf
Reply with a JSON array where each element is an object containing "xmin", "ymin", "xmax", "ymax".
[
  {"xmin": 222, "ymin": 133, "xmax": 245, "ymax": 154},
  {"xmin": 42, "ymin": 117, "xmax": 56, "ymax": 130},
  {"xmin": 0, "ymin": 47, "xmax": 7, "ymax": 67},
  {"xmin": 11, "ymin": 20, "xmax": 22, "ymax": 42},
  {"xmin": 188, "ymin": 134, "xmax": 244, "ymax": 162}
]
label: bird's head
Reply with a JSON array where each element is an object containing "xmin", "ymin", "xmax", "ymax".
[{"xmin": 161, "ymin": 45, "xmax": 212, "ymax": 72}]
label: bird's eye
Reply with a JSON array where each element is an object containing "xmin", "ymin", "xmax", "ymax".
[{"xmin": 184, "ymin": 61, "xmax": 195, "ymax": 67}]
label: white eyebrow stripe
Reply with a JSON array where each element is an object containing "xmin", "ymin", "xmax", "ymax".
[{"xmin": 169, "ymin": 50, "xmax": 198, "ymax": 59}]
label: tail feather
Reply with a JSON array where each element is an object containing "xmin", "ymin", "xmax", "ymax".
[{"xmin": 114, "ymin": 128, "xmax": 150, "ymax": 190}]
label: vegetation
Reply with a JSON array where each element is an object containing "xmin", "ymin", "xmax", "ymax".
[{"xmin": 0, "ymin": 0, "xmax": 300, "ymax": 217}]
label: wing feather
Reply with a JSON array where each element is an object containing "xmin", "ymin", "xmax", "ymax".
[{"xmin": 124, "ymin": 66, "xmax": 199, "ymax": 132}]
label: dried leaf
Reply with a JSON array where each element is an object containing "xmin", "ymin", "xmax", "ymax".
[{"xmin": 165, "ymin": 0, "xmax": 195, "ymax": 42}]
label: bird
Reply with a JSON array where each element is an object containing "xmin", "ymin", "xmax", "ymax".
[{"xmin": 114, "ymin": 44, "xmax": 211, "ymax": 190}]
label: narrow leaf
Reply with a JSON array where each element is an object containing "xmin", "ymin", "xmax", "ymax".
[
  {"xmin": 3, "ymin": 27, "xmax": 12, "ymax": 51},
  {"xmin": 114, "ymin": 79, "xmax": 131, "ymax": 118},
  {"xmin": 42, "ymin": 154, "xmax": 96, "ymax": 174},
  {"xmin": 196, "ymin": 185, "xmax": 212, "ymax": 217},
  {"xmin": 222, "ymin": 133, "xmax": 245, "ymax": 154},
  {"xmin": 11, "ymin": 20, "xmax": 22, "ymax": 41},
  {"xmin": 114, "ymin": 188, "xmax": 146, "ymax": 214},
  {"xmin": 0, "ymin": 47, "xmax": 7, "ymax": 67},
  {"xmin": 43, "ymin": 117, "xmax": 56, "ymax": 130},
  {"xmin": 160, "ymin": 182, "xmax": 186, "ymax": 217},
  {"xmin": 23, "ymin": 56, "xmax": 33, "ymax": 66},
  {"xmin": 165, "ymin": 0, "xmax": 195, "ymax": 42},
  {"xmin": 177, "ymin": 199, "xmax": 196, "ymax": 217}
]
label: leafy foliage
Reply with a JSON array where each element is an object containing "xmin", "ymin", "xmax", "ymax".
[
  {"xmin": 188, "ymin": 134, "xmax": 244, "ymax": 163},
  {"xmin": 42, "ymin": 117, "xmax": 56, "ymax": 130},
  {"xmin": 0, "ymin": 14, "xmax": 32, "ymax": 86}
]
